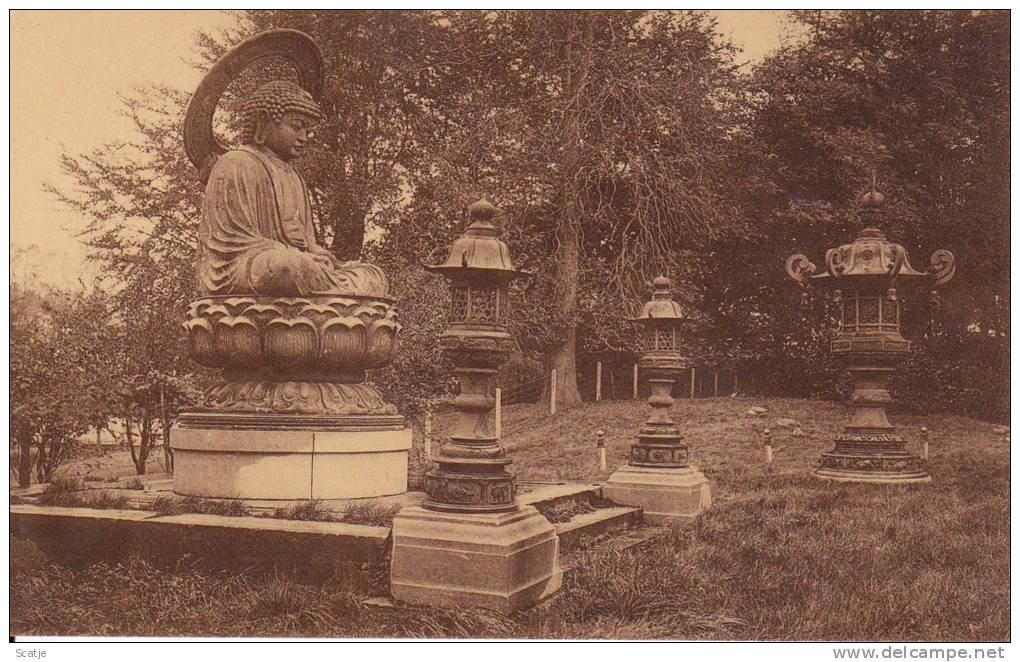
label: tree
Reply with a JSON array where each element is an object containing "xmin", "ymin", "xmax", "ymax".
[
  {"xmin": 10, "ymin": 282, "xmax": 116, "ymax": 485},
  {"xmin": 386, "ymin": 10, "xmax": 745, "ymax": 407}
]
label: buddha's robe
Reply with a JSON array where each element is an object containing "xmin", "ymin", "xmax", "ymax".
[{"xmin": 198, "ymin": 146, "xmax": 388, "ymax": 297}]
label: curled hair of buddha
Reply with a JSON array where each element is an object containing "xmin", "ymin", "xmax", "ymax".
[{"xmin": 239, "ymin": 80, "xmax": 325, "ymax": 145}]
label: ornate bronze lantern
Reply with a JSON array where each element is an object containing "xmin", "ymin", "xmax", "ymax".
[
  {"xmin": 604, "ymin": 276, "xmax": 711, "ymax": 523},
  {"xmin": 422, "ymin": 198, "xmax": 524, "ymax": 513},
  {"xmin": 785, "ymin": 183, "xmax": 955, "ymax": 483},
  {"xmin": 390, "ymin": 198, "xmax": 561, "ymax": 614}
]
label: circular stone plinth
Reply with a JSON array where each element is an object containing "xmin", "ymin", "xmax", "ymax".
[
  {"xmin": 813, "ymin": 468, "xmax": 931, "ymax": 484},
  {"xmin": 171, "ymin": 416, "xmax": 411, "ymax": 500}
]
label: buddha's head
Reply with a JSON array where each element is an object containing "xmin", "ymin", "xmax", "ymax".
[{"xmin": 240, "ymin": 80, "xmax": 324, "ymax": 161}]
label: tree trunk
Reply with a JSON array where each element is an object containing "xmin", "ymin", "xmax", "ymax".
[
  {"xmin": 125, "ymin": 416, "xmax": 138, "ymax": 467},
  {"xmin": 545, "ymin": 222, "xmax": 582, "ymax": 407},
  {"xmin": 542, "ymin": 12, "xmax": 591, "ymax": 410},
  {"xmin": 136, "ymin": 406, "xmax": 151, "ymax": 475},
  {"xmin": 18, "ymin": 433, "xmax": 32, "ymax": 488},
  {"xmin": 159, "ymin": 384, "xmax": 173, "ymax": 474}
]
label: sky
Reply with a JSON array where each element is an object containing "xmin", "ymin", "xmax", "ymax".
[{"xmin": 10, "ymin": 10, "xmax": 795, "ymax": 288}]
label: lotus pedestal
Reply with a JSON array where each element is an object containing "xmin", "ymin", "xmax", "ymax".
[{"xmin": 172, "ymin": 295, "xmax": 410, "ymax": 501}]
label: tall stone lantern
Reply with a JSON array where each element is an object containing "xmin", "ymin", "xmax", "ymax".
[
  {"xmin": 604, "ymin": 276, "xmax": 712, "ymax": 523},
  {"xmin": 390, "ymin": 199, "xmax": 562, "ymax": 614},
  {"xmin": 785, "ymin": 183, "xmax": 955, "ymax": 483}
]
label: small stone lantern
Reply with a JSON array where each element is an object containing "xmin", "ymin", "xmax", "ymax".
[
  {"xmin": 785, "ymin": 182, "xmax": 955, "ymax": 483},
  {"xmin": 604, "ymin": 276, "xmax": 711, "ymax": 523},
  {"xmin": 631, "ymin": 276, "xmax": 692, "ymax": 467},
  {"xmin": 390, "ymin": 198, "xmax": 562, "ymax": 614}
]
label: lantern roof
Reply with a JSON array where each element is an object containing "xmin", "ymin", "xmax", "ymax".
[
  {"xmin": 785, "ymin": 179, "xmax": 955, "ymax": 289},
  {"xmin": 427, "ymin": 199, "xmax": 525, "ymax": 280},
  {"xmin": 634, "ymin": 276, "xmax": 690, "ymax": 323}
]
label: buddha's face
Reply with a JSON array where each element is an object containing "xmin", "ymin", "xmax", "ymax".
[{"xmin": 261, "ymin": 110, "xmax": 317, "ymax": 161}]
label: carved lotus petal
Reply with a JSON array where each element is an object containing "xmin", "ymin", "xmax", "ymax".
[
  {"xmin": 215, "ymin": 316, "xmax": 261, "ymax": 367},
  {"xmin": 183, "ymin": 318, "xmax": 223, "ymax": 367},
  {"xmin": 243, "ymin": 304, "xmax": 283, "ymax": 331},
  {"xmin": 202, "ymin": 304, "xmax": 232, "ymax": 323},
  {"xmin": 221, "ymin": 297, "xmax": 257, "ymax": 315},
  {"xmin": 189, "ymin": 299, "xmax": 216, "ymax": 319},
  {"xmin": 322, "ymin": 297, "xmax": 359, "ymax": 312},
  {"xmin": 320, "ymin": 317, "xmax": 367, "ymax": 369},
  {"xmin": 298, "ymin": 302, "xmax": 341, "ymax": 329},
  {"xmin": 364, "ymin": 318, "xmax": 399, "ymax": 367},
  {"xmin": 271, "ymin": 298, "xmax": 309, "ymax": 317},
  {"xmin": 265, "ymin": 317, "xmax": 318, "ymax": 367},
  {"xmin": 351, "ymin": 305, "xmax": 384, "ymax": 324}
]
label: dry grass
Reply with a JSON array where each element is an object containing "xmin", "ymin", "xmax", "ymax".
[
  {"xmin": 10, "ymin": 397, "xmax": 1010, "ymax": 639},
  {"xmin": 150, "ymin": 494, "xmax": 250, "ymax": 518},
  {"xmin": 270, "ymin": 500, "xmax": 401, "ymax": 527}
]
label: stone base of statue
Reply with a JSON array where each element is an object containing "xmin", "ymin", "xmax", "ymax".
[
  {"xmin": 390, "ymin": 505, "xmax": 562, "ymax": 615},
  {"xmin": 172, "ymin": 294, "xmax": 411, "ymax": 500},
  {"xmin": 171, "ymin": 412, "xmax": 411, "ymax": 500},
  {"xmin": 813, "ymin": 432, "xmax": 930, "ymax": 484},
  {"xmin": 604, "ymin": 464, "xmax": 711, "ymax": 524}
]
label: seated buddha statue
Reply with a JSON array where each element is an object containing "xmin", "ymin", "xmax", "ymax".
[{"xmin": 197, "ymin": 80, "xmax": 388, "ymax": 297}]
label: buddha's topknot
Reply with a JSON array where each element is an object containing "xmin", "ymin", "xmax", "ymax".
[{"xmin": 240, "ymin": 80, "xmax": 324, "ymax": 144}]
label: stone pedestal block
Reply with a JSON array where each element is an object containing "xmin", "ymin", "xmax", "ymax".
[
  {"xmin": 603, "ymin": 464, "xmax": 711, "ymax": 524},
  {"xmin": 390, "ymin": 505, "xmax": 562, "ymax": 614},
  {"xmin": 171, "ymin": 421, "xmax": 411, "ymax": 500}
]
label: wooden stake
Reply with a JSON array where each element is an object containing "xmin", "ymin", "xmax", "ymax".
[
  {"xmin": 713, "ymin": 370, "xmax": 719, "ymax": 398},
  {"xmin": 632, "ymin": 363, "xmax": 639, "ymax": 400},
  {"xmin": 733, "ymin": 370, "xmax": 739, "ymax": 395},
  {"xmin": 423, "ymin": 408, "xmax": 433, "ymax": 461},
  {"xmin": 550, "ymin": 369, "xmax": 557, "ymax": 416},
  {"xmin": 596, "ymin": 361, "xmax": 602, "ymax": 402},
  {"xmin": 690, "ymin": 367, "xmax": 696, "ymax": 399},
  {"xmin": 495, "ymin": 388, "xmax": 502, "ymax": 439}
]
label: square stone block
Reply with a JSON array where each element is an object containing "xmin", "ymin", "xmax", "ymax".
[
  {"xmin": 603, "ymin": 464, "xmax": 711, "ymax": 524},
  {"xmin": 390, "ymin": 505, "xmax": 562, "ymax": 615}
]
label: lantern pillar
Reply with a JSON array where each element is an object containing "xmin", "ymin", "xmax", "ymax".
[
  {"xmin": 604, "ymin": 277, "xmax": 712, "ymax": 523},
  {"xmin": 390, "ymin": 199, "xmax": 561, "ymax": 614}
]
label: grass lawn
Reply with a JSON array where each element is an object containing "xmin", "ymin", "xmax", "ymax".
[{"xmin": 10, "ymin": 396, "xmax": 1010, "ymax": 639}]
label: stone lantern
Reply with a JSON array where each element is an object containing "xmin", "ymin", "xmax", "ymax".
[
  {"xmin": 390, "ymin": 199, "xmax": 562, "ymax": 614},
  {"xmin": 785, "ymin": 182, "xmax": 955, "ymax": 483},
  {"xmin": 604, "ymin": 276, "xmax": 711, "ymax": 522}
]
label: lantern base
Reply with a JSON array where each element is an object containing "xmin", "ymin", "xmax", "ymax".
[
  {"xmin": 814, "ymin": 450, "xmax": 930, "ymax": 484},
  {"xmin": 603, "ymin": 464, "xmax": 711, "ymax": 524},
  {"xmin": 390, "ymin": 505, "xmax": 562, "ymax": 615}
]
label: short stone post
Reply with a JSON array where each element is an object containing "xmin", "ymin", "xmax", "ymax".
[
  {"xmin": 604, "ymin": 277, "xmax": 711, "ymax": 524},
  {"xmin": 550, "ymin": 369, "xmax": 557, "ymax": 416},
  {"xmin": 763, "ymin": 428, "xmax": 774, "ymax": 467},
  {"xmin": 596, "ymin": 429, "xmax": 606, "ymax": 472},
  {"xmin": 920, "ymin": 426, "xmax": 929, "ymax": 461},
  {"xmin": 390, "ymin": 199, "xmax": 561, "ymax": 614}
]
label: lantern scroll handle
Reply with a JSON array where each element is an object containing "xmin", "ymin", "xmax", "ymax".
[
  {"xmin": 929, "ymin": 250, "xmax": 956, "ymax": 287},
  {"xmin": 785, "ymin": 254, "xmax": 818, "ymax": 287}
]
